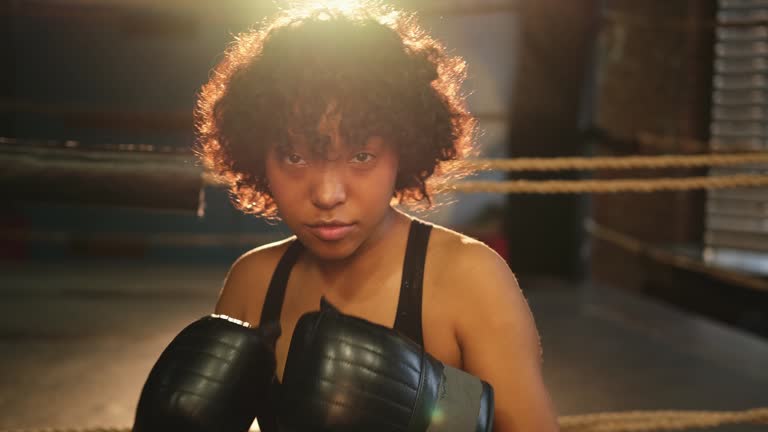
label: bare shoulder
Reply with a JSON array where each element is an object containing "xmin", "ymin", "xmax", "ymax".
[
  {"xmin": 214, "ymin": 236, "xmax": 297, "ymax": 323},
  {"xmin": 427, "ymin": 223, "xmax": 519, "ymax": 296},
  {"xmin": 426, "ymin": 223, "xmax": 536, "ymax": 348},
  {"xmin": 428, "ymin": 225, "xmax": 558, "ymax": 431}
]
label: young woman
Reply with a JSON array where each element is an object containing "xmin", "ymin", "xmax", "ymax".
[{"xmin": 195, "ymin": 4, "xmax": 559, "ymax": 431}]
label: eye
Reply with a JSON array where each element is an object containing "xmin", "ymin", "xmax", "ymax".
[
  {"xmin": 351, "ymin": 152, "xmax": 376, "ymax": 163},
  {"xmin": 284, "ymin": 153, "xmax": 307, "ymax": 166}
]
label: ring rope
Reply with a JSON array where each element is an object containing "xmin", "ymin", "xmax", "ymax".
[
  {"xmin": 465, "ymin": 153, "xmax": 768, "ymax": 172},
  {"xmin": 205, "ymin": 169, "xmax": 768, "ymax": 195},
  {"xmin": 4, "ymin": 407, "xmax": 767, "ymax": 432},
  {"xmin": 558, "ymin": 407, "xmax": 768, "ymax": 432},
  {"xmin": 585, "ymin": 219, "xmax": 768, "ymax": 294},
  {"xmin": 447, "ymin": 174, "xmax": 768, "ymax": 194}
]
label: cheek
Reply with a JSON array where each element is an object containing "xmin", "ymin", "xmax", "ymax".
[
  {"xmin": 358, "ymin": 156, "xmax": 399, "ymax": 201},
  {"xmin": 382, "ymin": 154, "xmax": 400, "ymax": 190},
  {"xmin": 265, "ymin": 161, "xmax": 299, "ymax": 209}
]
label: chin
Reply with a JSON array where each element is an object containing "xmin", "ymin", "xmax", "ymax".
[{"xmin": 300, "ymin": 235, "xmax": 362, "ymax": 261}]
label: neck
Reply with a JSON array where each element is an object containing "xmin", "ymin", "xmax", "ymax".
[{"xmin": 306, "ymin": 207, "xmax": 410, "ymax": 301}]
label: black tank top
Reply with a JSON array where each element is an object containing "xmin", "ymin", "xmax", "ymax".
[{"xmin": 254, "ymin": 219, "xmax": 432, "ymax": 432}]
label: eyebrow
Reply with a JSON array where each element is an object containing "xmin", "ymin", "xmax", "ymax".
[
  {"xmin": 278, "ymin": 127, "xmax": 388, "ymax": 155},
  {"xmin": 361, "ymin": 135, "xmax": 388, "ymax": 149}
]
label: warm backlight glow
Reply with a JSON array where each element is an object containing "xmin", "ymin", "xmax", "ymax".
[{"xmin": 283, "ymin": 0, "xmax": 373, "ymax": 17}]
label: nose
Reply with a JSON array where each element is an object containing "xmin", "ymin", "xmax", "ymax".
[{"xmin": 310, "ymin": 164, "xmax": 347, "ymax": 210}]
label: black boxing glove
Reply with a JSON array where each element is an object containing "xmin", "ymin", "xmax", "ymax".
[
  {"xmin": 278, "ymin": 299, "xmax": 494, "ymax": 432},
  {"xmin": 133, "ymin": 314, "xmax": 280, "ymax": 432}
]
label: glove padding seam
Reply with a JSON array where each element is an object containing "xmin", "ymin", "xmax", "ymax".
[
  {"xmin": 156, "ymin": 366, "xmax": 232, "ymax": 385},
  {"xmin": 153, "ymin": 385, "xmax": 224, "ymax": 400},
  {"xmin": 284, "ymin": 376, "xmax": 416, "ymax": 412},
  {"xmin": 313, "ymin": 355, "xmax": 420, "ymax": 392},
  {"xmin": 320, "ymin": 336, "xmax": 421, "ymax": 375},
  {"xmin": 166, "ymin": 345, "xmax": 245, "ymax": 364},
  {"xmin": 178, "ymin": 330, "xmax": 258, "ymax": 351}
]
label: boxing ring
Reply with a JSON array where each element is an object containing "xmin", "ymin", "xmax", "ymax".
[
  {"xmin": 2, "ymin": 1, "xmax": 768, "ymax": 431},
  {"xmin": 2, "ymin": 131, "xmax": 768, "ymax": 432}
]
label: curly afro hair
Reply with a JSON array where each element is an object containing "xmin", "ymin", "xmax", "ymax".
[{"xmin": 195, "ymin": 2, "xmax": 476, "ymax": 219}]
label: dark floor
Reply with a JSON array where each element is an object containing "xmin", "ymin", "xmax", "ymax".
[{"xmin": 0, "ymin": 261, "xmax": 766, "ymax": 431}]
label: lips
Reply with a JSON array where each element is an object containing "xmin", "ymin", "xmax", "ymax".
[{"xmin": 305, "ymin": 222, "xmax": 356, "ymax": 241}]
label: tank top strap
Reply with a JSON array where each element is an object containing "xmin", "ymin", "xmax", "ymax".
[
  {"xmin": 393, "ymin": 219, "xmax": 432, "ymax": 347},
  {"xmin": 255, "ymin": 240, "xmax": 303, "ymax": 432},
  {"xmin": 259, "ymin": 239, "xmax": 303, "ymax": 330}
]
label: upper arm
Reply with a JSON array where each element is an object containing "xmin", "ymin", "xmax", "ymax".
[
  {"xmin": 214, "ymin": 255, "xmax": 249, "ymax": 319},
  {"xmin": 214, "ymin": 244, "xmax": 281, "ymax": 323},
  {"xmin": 453, "ymin": 245, "xmax": 560, "ymax": 432}
]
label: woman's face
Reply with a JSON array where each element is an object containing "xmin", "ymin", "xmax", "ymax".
[{"xmin": 265, "ymin": 109, "xmax": 399, "ymax": 261}]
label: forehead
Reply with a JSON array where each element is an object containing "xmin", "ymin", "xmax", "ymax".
[
  {"xmin": 283, "ymin": 103, "xmax": 388, "ymax": 151},
  {"xmin": 283, "ymin": 132, "xmax": 387, "ymax": 155},
  {"xmin": 286, "ymin": 111, "xmax": 341, "ymax": 143}
]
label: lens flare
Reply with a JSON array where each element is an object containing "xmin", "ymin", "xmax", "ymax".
[{"xmin": 431, "ymin": 407, "xmax": 445, "ymax": 425}]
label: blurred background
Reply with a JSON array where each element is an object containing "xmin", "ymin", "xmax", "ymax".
[{"xmin": 2, "ymin": 0, "xmax": 768, "ymax": 431}]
